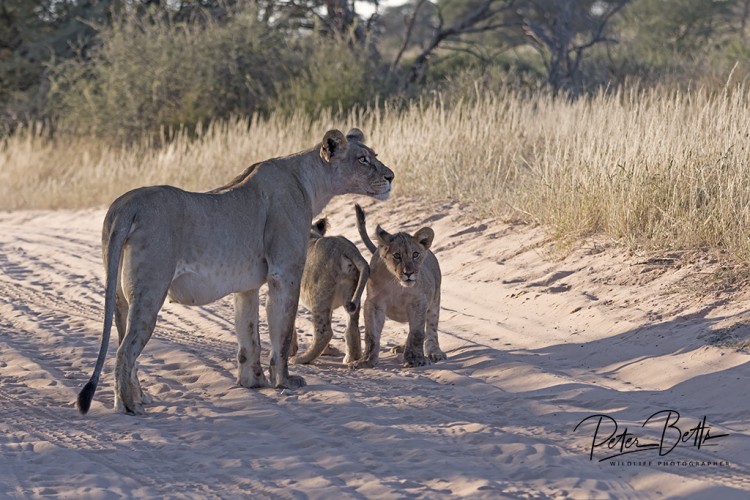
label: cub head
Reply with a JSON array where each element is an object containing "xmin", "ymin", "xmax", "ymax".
[
  {"xmin": 375, "ymin": 225, "xmax": 435, "ymax": 288},
  {"xmin": 319, "ymin": 128, "xmax": 394, "ymax": 201}
]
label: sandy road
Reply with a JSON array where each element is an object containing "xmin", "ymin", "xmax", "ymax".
[{"xmin": 0, "ymin": 198, "xmax": 748, "ymax": 498}]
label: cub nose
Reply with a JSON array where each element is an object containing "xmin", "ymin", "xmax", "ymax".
[{"xmin": 404, "ymin": 271, "xmax": 414, "ymax": 279}]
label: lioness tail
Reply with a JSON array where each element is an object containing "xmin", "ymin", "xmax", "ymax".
[{"xmin": 76, "ymin": 210, "xmax": 135, "ymax": 415}]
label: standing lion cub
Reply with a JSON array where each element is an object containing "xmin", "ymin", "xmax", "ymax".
[
  {"xmin": 292, "ymin": 218, "xmax": 369, "ymax": 365},
  {"xmin": 351, "ymin": 204, "xmax": 447, "ymax": 368}
]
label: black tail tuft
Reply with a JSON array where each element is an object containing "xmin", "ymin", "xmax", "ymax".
[
  {"xmin": 76, "ymin": 379, "xmax": 98, "ymax": 415},
  {"xmin": 354, "ymin": 204, "xmax": 365, "ymax": 224},
  {"xmin": 345, "ymin": 301, "xmax": 357, "ymax": 314}
]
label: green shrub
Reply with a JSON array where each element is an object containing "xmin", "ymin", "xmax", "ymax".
[
  {"xmin": 47, "ymin": 5, "xmax": 289, "ymax": 140},
  {"xmin": 273, "ymin": 33, "xmax": 386, "ymax": 116}
]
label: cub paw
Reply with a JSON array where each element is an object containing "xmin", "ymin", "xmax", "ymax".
[
  {"xmin": 403, "ymin": 350, "xmax": 431, "ymax": 368},
  {"xmin": 349, "ymin": 357, "xmax": 377, "ymax": 369},
  {"xmin": 322, "ymin": 345, "xmax": 343, "ymax": 357}
]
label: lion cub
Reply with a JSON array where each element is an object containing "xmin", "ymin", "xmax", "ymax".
[
  {"xmin": 352, "ymin": 205, "xmax": 447, "ymax": 368},
  {"xmin": 292, "ymin": 218, "xmax": 369, "ymax": 365}
]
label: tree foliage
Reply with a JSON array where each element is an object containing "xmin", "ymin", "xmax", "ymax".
[{"xmin": 5, "ymin": 0, "xmax": 750, "ymax": 137}]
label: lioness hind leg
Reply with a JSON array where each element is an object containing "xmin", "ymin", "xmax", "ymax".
[
  {"xmin": 116, "ymin": 287, "xmax": 152, "ymax": 405},
  {"xmin": 234, "ymin": 290, "xmax": 269, "ymax": 388},
  {"xmin": 343, "ymin": 307, "xmax": 362, "ymax": 364},
  {"xmin": 423, "ymin": 300, "xmax": 447, "ymax": 362},
  {"xmin": 115, "ymin": 298, "xmax": 164, "ymax": 415},
  {"xmin": 294, "ymin": 308, "xmax": 334, "ymax": 364}
]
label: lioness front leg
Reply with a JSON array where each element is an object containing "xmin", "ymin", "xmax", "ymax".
[
  {"xmin": 234, "ymin": 290, "xmax": 268, "ymax": 388},
  {"xmin": 266, "ymin": 273, "xmax": 306, "ymax": 389}
]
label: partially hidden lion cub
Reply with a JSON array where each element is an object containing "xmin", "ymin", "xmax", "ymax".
[
  {"xmin": 76, "ymin": 128, "xmax": 393, "ymax": 415},
  {"xmin": 351, "ymin": 204, "xmax": 447, "ymax": 368},
  {"xmin": 291, "ymin": 218, "xmax": 369, "ymax": 365}
]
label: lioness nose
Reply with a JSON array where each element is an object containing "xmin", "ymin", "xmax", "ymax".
[{"xmin": 384, "ymin": 171, "xmax": 394, "ymax": 182}]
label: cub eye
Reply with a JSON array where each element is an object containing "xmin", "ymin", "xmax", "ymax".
[
  {"xmin": 412, "ymin": 252, "xmax": 420, "ymax": 260},
  {"xmin": 358, "ymin": 156, "xmax": 368, "ymax": 164},
  {"xmin": 393, "ymin": 253, "xmax": 401, "ymax": 261}
]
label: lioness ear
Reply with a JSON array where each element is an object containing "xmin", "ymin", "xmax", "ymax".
[
  {"xmin": 312, "ymin": 218, "xmax": 329, "ymax": 237},
  {"xmin": 414, "ymin": 227, "xmax": 434, "ymax": 250},
  {"xmin": 375, "ymin": 225, "xmax": 393, "ymax": 246},
  {"xmin": 346, "ymin": 128, "xmax": 365, "ymax": 143},
  {"xmin": 320, "ymin": 129, "xmax": 348, "ymax": 163}
]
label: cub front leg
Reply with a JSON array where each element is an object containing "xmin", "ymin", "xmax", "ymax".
[
  {"xmin": 351, "ymin": 301, "xmax": 385, "ymax": 368},
  {"xmin": 423, "ymin": 299, "xmax": 446, "ymax": 362},
  {"xmin": 234, "ymin": 290, "xmax": 269, "ymax": 388},
  {"xmin": 402, "ymin": 304, "xmax": 430, "ymax": 368},
  {"xmin": 266, "ymin": 271, "xmax": 306, "ymax": 389}
]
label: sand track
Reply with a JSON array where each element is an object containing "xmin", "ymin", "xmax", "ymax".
[{"xmin": 1, "ymin": 197, "xmax": 749, "ymax": 498}]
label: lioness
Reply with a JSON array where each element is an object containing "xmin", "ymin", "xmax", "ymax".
[
  {"xmin": 352, "ymin": 205, "xmax": 447, "ymax": 368},
  {"xmin": 291, "ymin": 218, "xmax": 369, "ymax": 365},
  {"xmin": 77, "ymin": 129, "xmax": 393, "ymax": 415}
]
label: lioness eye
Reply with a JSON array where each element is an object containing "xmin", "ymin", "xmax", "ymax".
[
  {"xmin": 393, "ymin": 253, "xmax": 401, "ymax": 261},
  {"xmin": 358, "ymin": 156, "xmax": 368, "ymax": 164},
  {"xmin": 412, "ymin": 252, "xmax": 420, "ymax": 260}
]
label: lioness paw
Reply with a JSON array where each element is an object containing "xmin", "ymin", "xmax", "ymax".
[
  {"xmin": 237, "ymin": 369, "xmax": 269, "ymax": 388},
  {"xmin": 277, "ymin": 375, "xmax": 307, "ymax": 389},
  {"xmin": 427, "ymin": 349, "xmax": 447, "ymax": 362}
]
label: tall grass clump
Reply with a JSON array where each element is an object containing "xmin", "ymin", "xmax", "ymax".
[
  {"xmin": 512, "ymin": 85, "xmax": 750, "ymax": 255},
  {"xmin": 6, "ymin": 84, "xmax": 750, "ymax": 257}
]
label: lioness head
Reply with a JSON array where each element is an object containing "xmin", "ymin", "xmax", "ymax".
[
  {"xmin": 375, "ymin": 225, "xmax": 435, "ymax": 288},
  {"xmin": 320, "ymin": 128, "xmax": 394, "ymax": 201}
]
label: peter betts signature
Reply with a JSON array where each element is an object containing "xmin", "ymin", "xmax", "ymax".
[{"xmin": 574, "ymin": 410, "xmax": 729, "ymax": 462}]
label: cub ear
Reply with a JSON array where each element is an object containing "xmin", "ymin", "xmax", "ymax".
[
  {"xmin": 346, "ymin": 128, "xmax": 365, "ymax": 143},
  {"xmin": 312, "ymin": 218, "xmax": 329, "ymax": 237},
  {"xmin": 320, "ymin": 129, "xmax": 348, "ymax": 163},
  {"xmin": 414, "ymin": 227, "xmax": 434, "ymax": 250},
  {"xmin": 375, "ymin": 225, "xmax": 393, "ymax": 246}
]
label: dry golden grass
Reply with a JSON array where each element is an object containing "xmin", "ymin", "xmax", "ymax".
[{"xmin": 4, "ymin": 85, "xmax": 750, "ymax": 255}]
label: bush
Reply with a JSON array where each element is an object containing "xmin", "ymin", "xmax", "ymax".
[
  {"xmin": 273, "ymin": 33, "xmax": 387, "ymax": 116},
  {"xmin": 47, "ymin": 5, "xmax": 289, "ymax": 141}
]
